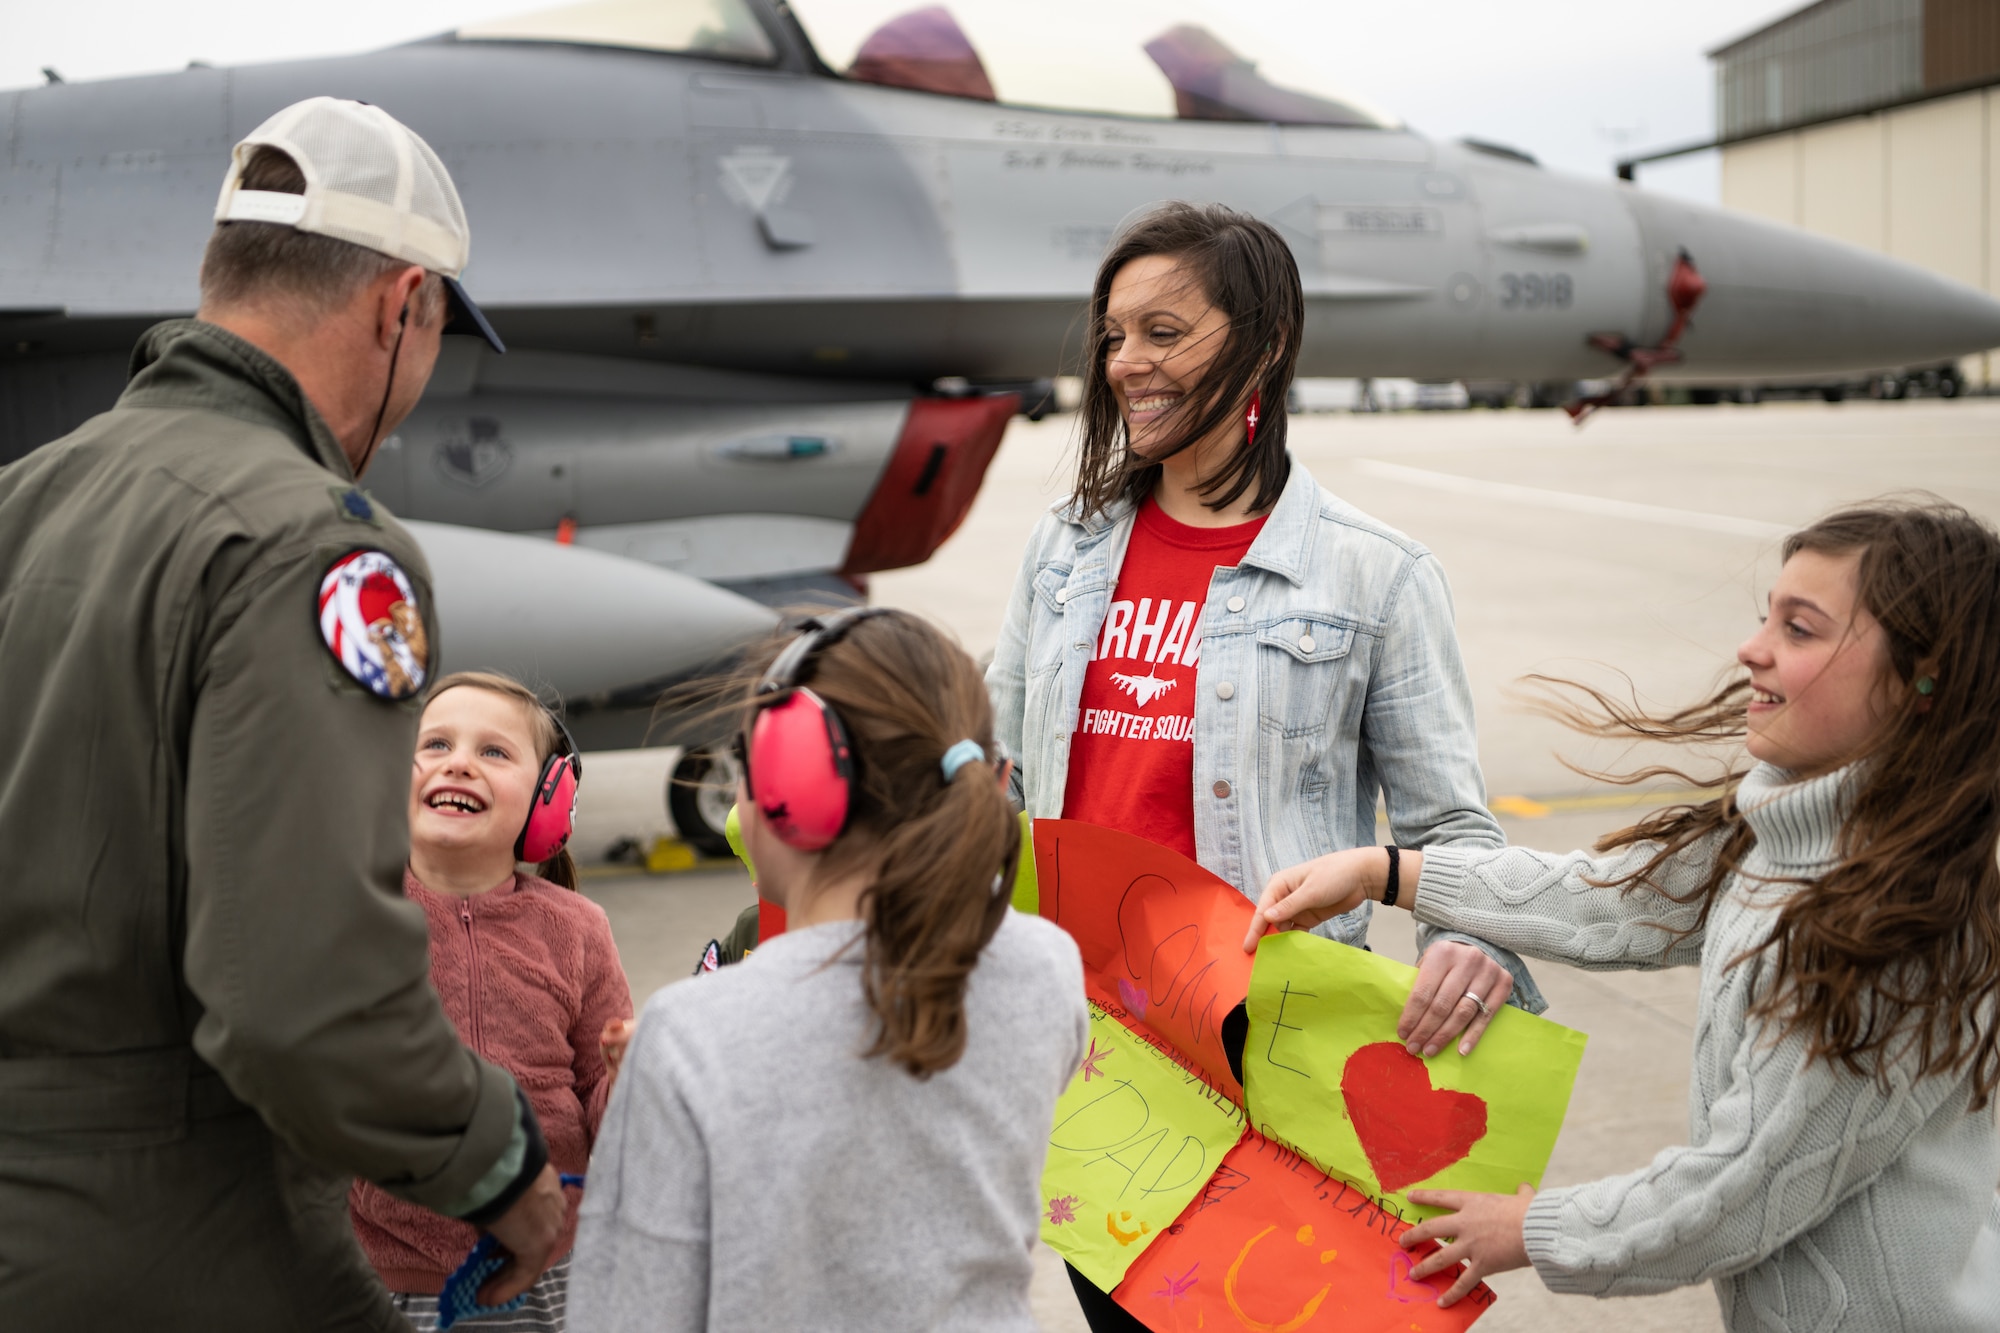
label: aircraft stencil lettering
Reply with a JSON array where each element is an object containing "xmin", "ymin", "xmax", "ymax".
[{"xmin": 1111, "ymin": 673, "xmax": 1179, "ymax": 708}]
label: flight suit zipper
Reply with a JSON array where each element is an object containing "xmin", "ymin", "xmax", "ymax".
[{"xmin": 460, "ymin": 905, "xmax": 482, "ymax": 1053}]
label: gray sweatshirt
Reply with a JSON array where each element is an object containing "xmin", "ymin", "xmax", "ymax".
[
  {"xmin": 568, "ymin": 911, "xmax": 1088, "ymax": 1333},
  {"xmin": 1416, "ymin": 762, "xmax": 2000, "ymax": 1330}
]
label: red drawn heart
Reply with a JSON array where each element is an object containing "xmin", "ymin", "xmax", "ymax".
[{"xmin": 1341, "ymin": 1041, "xmax": 1488, "ymax": 1193}]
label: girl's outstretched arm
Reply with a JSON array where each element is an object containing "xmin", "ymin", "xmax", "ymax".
[
  {"xmin": 1476, "ymin": 998, "xmax": 1976, "ymax": 1298},
  {"xmin": 1409, "ymin": 837, "xmax": 1722, "ymax": 971}
]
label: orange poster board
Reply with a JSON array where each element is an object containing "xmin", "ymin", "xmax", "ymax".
[
  {"xmin": 1032, "ymin": 819, "xmax": 1255, "ymax": 1100},
  {"xmin": 1112, "ymin": 1130, "xmax": 1495, "ymax": 1333}
]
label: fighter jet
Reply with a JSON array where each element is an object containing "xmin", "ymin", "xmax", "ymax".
[{"xmin": 7, "ymin": 0, "xmax": 2000, "ymax": 848}]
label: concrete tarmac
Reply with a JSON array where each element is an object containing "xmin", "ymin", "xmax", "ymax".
[{"xmin": 581, "ymin": 399, "xmax": 2000, "ymax": 1332}]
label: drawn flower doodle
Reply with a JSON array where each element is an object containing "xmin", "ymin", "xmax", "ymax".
[
  {"xmin": 1153, "ymin": 1262, "xmax": 1199, "ymax": 1307},
  {"xmin": 1045, "ymin": 1195, "xmax": 1078, "ymax": 1227},
  {"xmin": 1079, "ymin": 1037, "xmax": 1112, "ymax": 1082}
]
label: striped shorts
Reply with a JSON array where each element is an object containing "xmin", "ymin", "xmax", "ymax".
[{"xmin": 391, "ymin": 1255, "xmax": 571, "ymax": 1332}]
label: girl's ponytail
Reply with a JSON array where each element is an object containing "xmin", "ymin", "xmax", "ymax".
[
  {"xmin": 760, "ymin": 612, "xmax": 1019, "ymax": 1078},
  {"xmin": 538, "ymin": 846, "xmax": 581, "ymax": 892}
]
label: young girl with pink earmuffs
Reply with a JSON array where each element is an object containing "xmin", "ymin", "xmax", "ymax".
[
  {"xmin": 349, "ymin": 671, "xmax": 634, "ymax": 1332},
  {"xmin": 569, "ymin": 608, "xmax": 1089, "ymax": 1333}
]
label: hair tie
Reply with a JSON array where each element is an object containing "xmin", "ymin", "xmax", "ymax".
[{"xmin": 940, "ymin": 739, "xmax": 986, "ymax": 783}]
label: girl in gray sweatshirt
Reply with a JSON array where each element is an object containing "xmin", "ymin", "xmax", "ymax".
[
  {"xmin": 1246, "ymin": 501, "xmax": 2000, "ymax": 1331},
  {"xmin": 570, "ymin": 609, "xmax": 1088, "ymax": 1333}
]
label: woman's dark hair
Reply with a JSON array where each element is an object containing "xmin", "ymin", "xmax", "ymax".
[
  {"xmin": 425, "ymin": 671, "xmax": 580, "ymax": 891},
  {"xmin": 1072, "ymin": 201, "xmax": 1304, "ymax": 518},
  {"xmin": 1533, "ymin": 498, "xmax": 2000, "ymax": 1106},
  {"xmin": 736, "ymin": 611, "xmax": 1017, "ymax": 1078}
]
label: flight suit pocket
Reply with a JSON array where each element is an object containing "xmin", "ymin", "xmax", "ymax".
[{"xmin": 1255, "ymin": 615, "xmax": 1358, "ymax": 738}]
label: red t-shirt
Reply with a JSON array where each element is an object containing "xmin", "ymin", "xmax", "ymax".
[{"xmin": 1061, "ymin": 497, "xmax": 1267, "ymax": 858}]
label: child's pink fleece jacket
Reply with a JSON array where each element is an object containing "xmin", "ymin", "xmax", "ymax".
[{"xmin": 349, "ymin": 869, "xmax": 634, "ymax": 1294}]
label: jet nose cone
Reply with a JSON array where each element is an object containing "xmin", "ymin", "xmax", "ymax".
[{"xmin": 1622, "ymin": 191, "xmax": 2000, "ymax": 375}]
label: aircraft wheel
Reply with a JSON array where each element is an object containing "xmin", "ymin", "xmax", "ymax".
[{"xmin": 668, "ymin": 746, "xmax": 740, "ymax": 859}]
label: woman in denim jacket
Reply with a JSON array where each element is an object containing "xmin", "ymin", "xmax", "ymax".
[{"xmin": 987, "ymin": 205, "xmax": 1540, "ymax": 1324}]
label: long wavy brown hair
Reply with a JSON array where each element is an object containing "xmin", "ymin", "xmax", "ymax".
[
  {"xmin": 1539, "ymin": 499, "xmax": 2000, "ymax": 1106},
  {"xmin": 1071, "ymin": 201, "xmax": 1304, "ymax": 518}
]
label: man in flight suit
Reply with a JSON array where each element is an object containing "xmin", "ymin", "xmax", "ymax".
[{"xmin": 0, "ymin": 98, "xmax": 566, "ymax": 1329}]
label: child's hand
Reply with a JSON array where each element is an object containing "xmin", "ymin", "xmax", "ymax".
[
  {"xmin": 600, "ymin": 1018, "xmax": 637, "ymax": 1089},
  {"xmin": 1399, "ymin": 1184, "xmax": 1535, "ymax": 1306},
  {"xmin": 1241, "ymin": 848, "xmax": 1380, "ymax": 952}
]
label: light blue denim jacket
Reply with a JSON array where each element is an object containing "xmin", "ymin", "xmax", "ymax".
[{"xmin": 986, "ymin": 459, "xmax": 1544, "ymax": 1013}]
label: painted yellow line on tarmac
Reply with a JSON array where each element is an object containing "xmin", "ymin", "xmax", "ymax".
[
  {"xmin": 1490, "ymin": 789, "xmax": 1712, "ymax": 818},
  {"xmin": 1350, "ymin": 458, "xmax": 1792, "ymax": 541}
]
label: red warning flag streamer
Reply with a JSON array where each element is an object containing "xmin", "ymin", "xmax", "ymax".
[{"xmin": 1566, "ymin": 249, "xmax": 1708, "ymax": 424}]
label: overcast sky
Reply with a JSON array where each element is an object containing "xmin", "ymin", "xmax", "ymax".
[{"xmin": 3, "ymin": 1, "xmax": 1800, "ymax": 203}]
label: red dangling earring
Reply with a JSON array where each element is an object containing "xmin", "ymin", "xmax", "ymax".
[{"xmin": 1245, "ymin": 390, "xmax": 1261, "ymax": 446}]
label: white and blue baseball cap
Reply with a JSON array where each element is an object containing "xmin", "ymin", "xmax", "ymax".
[{"xmin": 214, "ymin": 96, "xmax": 505, "ymax": 353}]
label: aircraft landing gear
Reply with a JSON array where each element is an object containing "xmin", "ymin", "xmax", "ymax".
[{"xmin": 668, "ymin": 745, "xmax": 740, "ymax": 859}]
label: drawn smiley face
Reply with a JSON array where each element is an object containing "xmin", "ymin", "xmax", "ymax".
[
  {"xmin": 1105, "ymin": 1210, "xmax": 1153, "ymax": 1246},
  {"xmin": 1222, "ymin": 1223, "xmax": 1340, "ymax": 1332}
]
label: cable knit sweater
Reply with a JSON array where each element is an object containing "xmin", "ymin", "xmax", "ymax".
[
  {"xmin": 1415, "ymin": 763, "xmax": 2000, "ymax": 1331},
  {"xmin": 350, "ymin": 870, "xmax": 633, "ymax": 1293}
]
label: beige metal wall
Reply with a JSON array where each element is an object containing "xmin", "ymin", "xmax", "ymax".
[{"xmin": 1720, "ymin": 85, "xmax": 1998, "ymax": 383}]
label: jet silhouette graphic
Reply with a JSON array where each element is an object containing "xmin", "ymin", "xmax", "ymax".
[{"xmin": 1111, "ymin": 673, "xmax": 1179, "ymax": 708}]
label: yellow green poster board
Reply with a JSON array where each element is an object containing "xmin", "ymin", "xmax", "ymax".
[
  {"xmin": 1244, "ymin": 931, "xmax": 1588, "ymax": 1221},
  {"xmin": 1038, "ymin": 1001, "xmax": 1246, "ymax": 1290}
]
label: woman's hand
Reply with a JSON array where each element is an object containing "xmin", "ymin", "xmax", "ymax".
[
  {"xmin": 1241, "ymin": 848, "xmax": 1383, "ymax": 952},
  {"xmin": 600, "ymin": 1018, "xmax": 637, "ymax": 1091},
  {"xmin": 1403, "ymin": 941, "xmax": 1513, "ymax": 1057},
  {"xmin": 1400, "ymin": 1185, "xmax": 1535, "ymax": 1306}
]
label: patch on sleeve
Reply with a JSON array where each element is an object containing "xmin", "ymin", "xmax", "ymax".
[{"xmin": 317, "ymin": 550, "xmax": 429, "ymax": 700}]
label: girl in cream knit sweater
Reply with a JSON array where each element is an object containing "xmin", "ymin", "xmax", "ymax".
[{"xmin": 1247, "ymin": 501, "xmax": 2000, "ymax": 1331}]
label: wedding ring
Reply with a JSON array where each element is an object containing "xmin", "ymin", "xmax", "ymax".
[{"xmin": 1461, "ymin": 989, "xmax": 1491, "ymax": 1017}]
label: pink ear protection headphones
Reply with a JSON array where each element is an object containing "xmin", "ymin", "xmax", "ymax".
[
  {"xmin": 734, "ymin": 607, "xmax": 891, "ymax": 852},
  {"xmin": 516, "ymin": 712, "xmax": 582, "ymax": 864}
]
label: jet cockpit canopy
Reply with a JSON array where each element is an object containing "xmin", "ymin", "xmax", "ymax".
[{"xmin": 457, "ymin": 0, "xmax": 1398, "ymax": 128}]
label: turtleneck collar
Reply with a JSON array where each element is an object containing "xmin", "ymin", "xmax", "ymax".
[{"xmin": 1737, "ymin": 761, "xmax": 1855, "ymax": 873}]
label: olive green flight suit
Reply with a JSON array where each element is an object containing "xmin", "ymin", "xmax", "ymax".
[{"xmin": 0, "ymin": 320, "xmax": 535, "ymax": 1330}]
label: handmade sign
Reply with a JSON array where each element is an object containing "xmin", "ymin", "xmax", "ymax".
[
  {"xmin": 1245, "ymin": 930, "xmax": 1587, "ymax": 1220},
  {"xmin": 1038, "ymin": 1001, "xmax": 1246, "ymax": 1291},
  {"xmin": 1032, "ymin": 819, "xmax": 1256, "ymax": 1099},
  {"xmin": 1112, "ymin": 1131, "xmax": 1494, "ymax": 1333},
  {"xmin": 1030, "ymin": 821, "xmax": 1587, "ymax": 1327}
]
